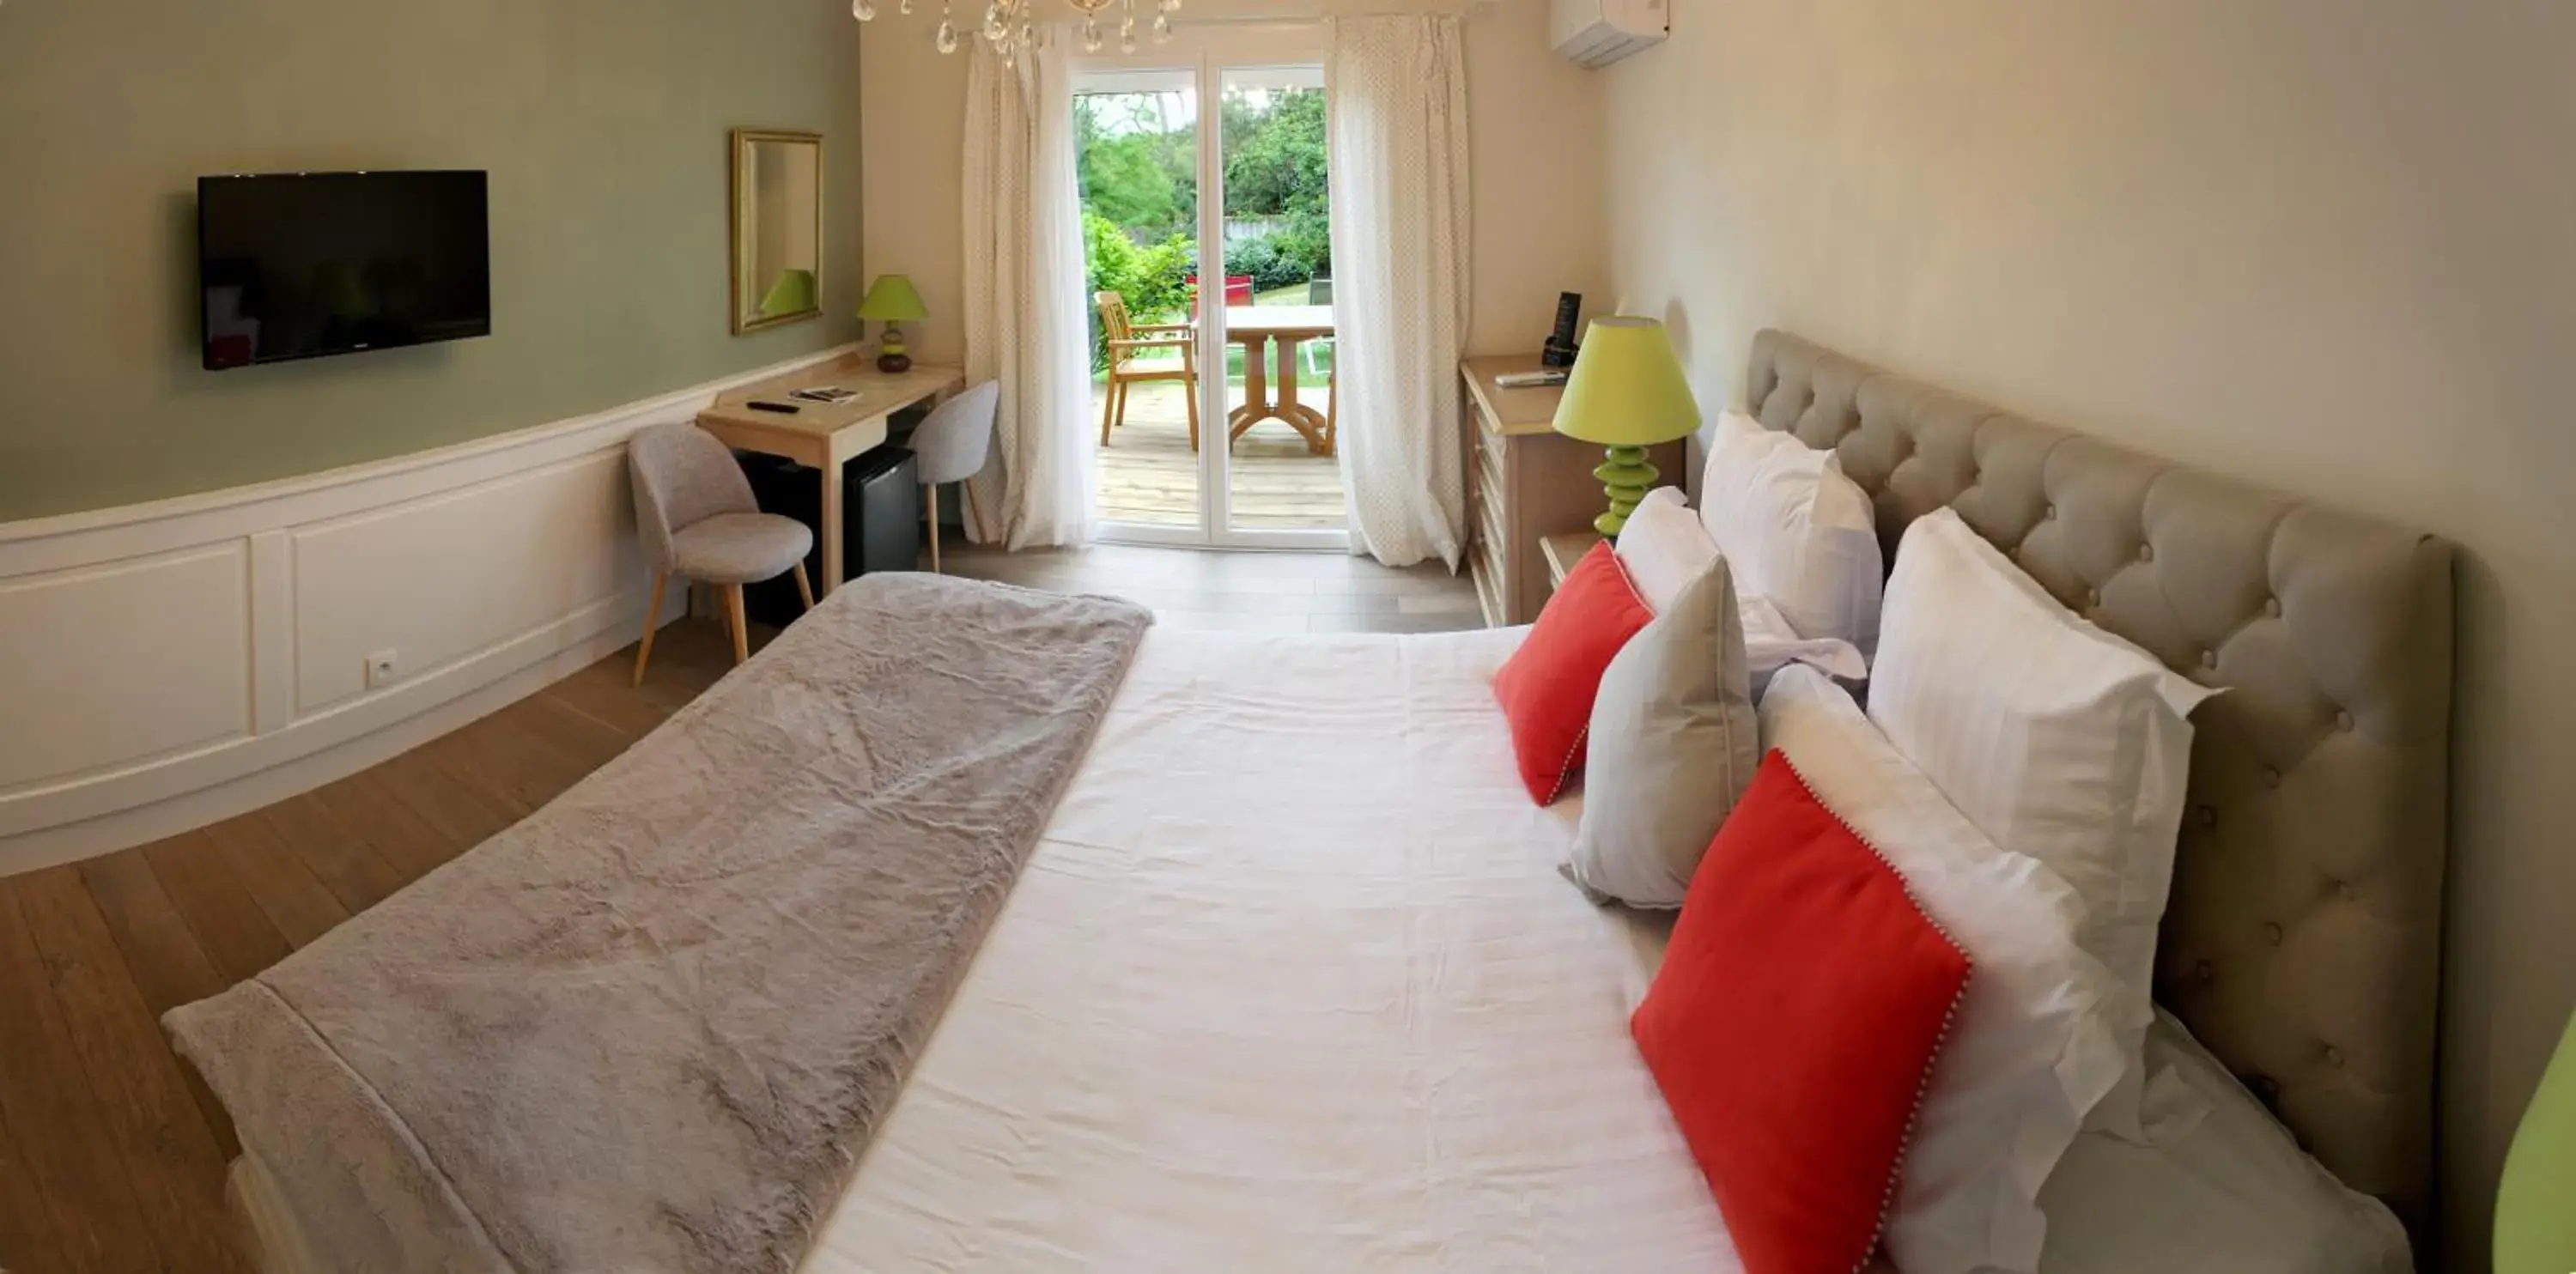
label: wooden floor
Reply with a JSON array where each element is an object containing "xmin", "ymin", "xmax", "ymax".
[
  {"xmin": 1094, "ymin": 381, "xmax": 1347, "ymax": 531},
  {"xmin": 0, "ymin": 618, "xmax": 758, "ymax": 1274},
  {"xmin": 0, "ymin": 545, "xmax": 1478, "ymax": 1273}
]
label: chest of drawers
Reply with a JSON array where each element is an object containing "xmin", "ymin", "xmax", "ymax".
[{"xmin": 1461, "ymin": 355, "xmax": 1686, "ymax": 626}]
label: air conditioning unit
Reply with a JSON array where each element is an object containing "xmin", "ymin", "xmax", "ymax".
[{"xmin": 1551, "ymin": 0, "xmax": 1668, "ymax": 68}]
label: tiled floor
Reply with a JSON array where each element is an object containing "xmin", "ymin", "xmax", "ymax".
[{"xmin": 939, "ymin": 541, "xmax": 1485, "ymax": 634}]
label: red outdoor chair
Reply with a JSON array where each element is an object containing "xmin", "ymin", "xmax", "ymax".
[{"xmin": 1186, "ymin": 274, "xmax": 1258, "ymax": 316}]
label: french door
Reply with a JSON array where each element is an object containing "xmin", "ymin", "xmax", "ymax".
[{"xmin": 1077, "ymin": 26, "xmax": 1346, "ymax": 549}]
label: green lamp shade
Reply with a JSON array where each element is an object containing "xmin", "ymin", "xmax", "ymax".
[
  {"xmin": 858, "ymin": 273, "xmax": 928, "ymax": 322},
  {"xmin": 1552, "ymin": 316, "xmax": 1703, "ymax": 536},
  {"xmin": 2498, "ymin": 1010, "xmax": 2576, "ymax": 1272},
  {"xmin": 1553, "ymin": 316, "xmax": 1702, "ymax": 446},
  {"xmin": 757, "ymin": 269, "xmax": 817, "ymax": 318}
]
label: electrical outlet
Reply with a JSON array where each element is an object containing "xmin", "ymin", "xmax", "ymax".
[{"xmin": 366, "ymin": 649, "xmax": 400, "ymax": 689}]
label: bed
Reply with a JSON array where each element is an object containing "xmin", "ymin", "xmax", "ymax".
[{"xmin": 193, "ymin": 331, "xmax": 2455, "ymax": 1272}]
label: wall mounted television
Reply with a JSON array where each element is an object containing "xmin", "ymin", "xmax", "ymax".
[{"xmin": 197, "ymin": 170, "xmax": 491, "ymax": 371}]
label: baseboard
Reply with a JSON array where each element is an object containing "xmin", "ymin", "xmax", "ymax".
[{"xmin": 0, "ymin": 346, "xmax": 850, "ymax": 875}]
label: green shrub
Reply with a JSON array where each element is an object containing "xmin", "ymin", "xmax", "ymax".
[
  {"xmin": 1084, "ymin": 211, "xmax": 1196, "ymax": 368},
  {"xmin": 1129, "ymin": 234, "xmax": 1195, "ymax": 318},
  {"xmin": 1084, "ymin": 211, "xmax": 1139, "ymax": 293},
  {"xmin": 1222, "ymin": 234, "xmax": 1311, "ymax": 294},
  {"xmin": 1273, "ymin": 209, "xmax": 1332, "ymax": 282}
]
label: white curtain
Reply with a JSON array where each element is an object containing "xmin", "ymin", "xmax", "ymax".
[
  {"xmin": 962, "ymin": 30, "xmax": 1095, "ymax": 549},
  {"xmin": 1326, "ymin": 15, "xmax": 1472, "ymax": 569}
]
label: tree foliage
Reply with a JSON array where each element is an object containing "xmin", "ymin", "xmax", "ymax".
[
  {"xmin": 1219, "ymin": 88, "xmax": 1330, "ymax": 284},
  {"xmin": 1221, "ymin": 89, "xmax": 1327, "ymax": 219},
  {"xmin": 1080, "ymin": 136, "xmax": 1182, "ymax": 238},
  {"xmin": 1076, "ymin": 95, "xmax": 1194, "ymax": 243},
  {"xmin": 1080, "ymin": 84, "xmax": 1332, "ymax": 346}
]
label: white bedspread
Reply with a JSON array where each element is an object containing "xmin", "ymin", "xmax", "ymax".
[
  {"xmin": 225, "ymin": 623, "xmax": 2404, "ymax": 1274},
  {"xmin": 800, "ymin": 627, "xmax": 1730, "ymax": 1272}
]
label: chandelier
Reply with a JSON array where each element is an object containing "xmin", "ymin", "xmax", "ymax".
[{"xmin": 851, "ymin": 0, "xmax": 1179, "ymax": 58}]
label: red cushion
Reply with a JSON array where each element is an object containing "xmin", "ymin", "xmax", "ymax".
[
  {"xmin": 1492, "ymin": 542, "xmax": 1655, "ymax": 804},
  {"xmin": 1631, "ymin": 751, "xmax": 1971, "ymax": 1274}
]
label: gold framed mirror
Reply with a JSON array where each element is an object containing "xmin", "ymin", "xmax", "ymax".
[{"xmin": 729, "ymin": 129, "xmax": 825, "ymax": 334}]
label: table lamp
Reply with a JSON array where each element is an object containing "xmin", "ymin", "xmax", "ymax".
[
  {"xmin": 859, "ymin": 274, "xmax": 928, "ymax": 373},
  {"xmin": 1552, "ymin": 316, "xmax": 1702, "ymax": 537},
  {"xmin": 2498, "ymin": 1010, "xmax": 2576, "ymax": 1272}
]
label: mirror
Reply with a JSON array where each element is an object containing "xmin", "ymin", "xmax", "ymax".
[{"xmin": 730, "ymin": 129, "xmax": 824, "ymax": 334}]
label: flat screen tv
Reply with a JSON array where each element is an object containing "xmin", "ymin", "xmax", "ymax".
[{"xmin": 197, "ymin": 171, "xmax": 491, "ymax": 371}]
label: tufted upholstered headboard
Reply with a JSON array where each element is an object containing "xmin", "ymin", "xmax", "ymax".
[{"xmin": 1742, "ymin": 330, "xmax": 2454, "ymax": 1232}]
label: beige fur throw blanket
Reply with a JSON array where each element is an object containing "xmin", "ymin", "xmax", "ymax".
[{"xmin": 167, "ymin": 573, "xmax": 1153, "ymax": 1273}]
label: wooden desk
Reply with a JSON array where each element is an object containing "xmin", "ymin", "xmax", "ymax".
[
  {"xmin": 1226, "ymin": 305, "xmax": 1334, "ymax": 455},
  {"xmin": 1461, "ymin": 355, "xmax": 1683, "ymax": 626},
  {"xmin": 696, "ymin": 356, "xmax": 965, "ymax": 595}
]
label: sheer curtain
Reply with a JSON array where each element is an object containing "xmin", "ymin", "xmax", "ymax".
[
  {"xmin": 962, "ymin": 30, "xmax": 1095, "ymax": 549},
  {"xmin": 1326, "ymin": 14, "xmax": 1472, "ymax": 569}
]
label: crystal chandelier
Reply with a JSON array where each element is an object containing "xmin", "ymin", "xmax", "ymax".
[{"xmin": 852, "ymin": 0, "xmax": 1179, "ymax": 58}]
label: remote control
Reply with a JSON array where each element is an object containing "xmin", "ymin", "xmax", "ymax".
[{"xmin": 748, "ymin": 400, "xmax": 801, "ymax": 414}]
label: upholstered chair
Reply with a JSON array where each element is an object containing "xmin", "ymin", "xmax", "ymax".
[
  {"xmin": 908, "ymin": 380, "xmax": 1000, "ymax": 573},
  {"xmin": 626, "ymin": 422, "xmax": 814, "ymax": 681}
]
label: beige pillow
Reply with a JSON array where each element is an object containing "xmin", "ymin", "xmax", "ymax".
[{"xmin": 1560, "ymin": 556, "xmax": 1760, "ymax": 908}]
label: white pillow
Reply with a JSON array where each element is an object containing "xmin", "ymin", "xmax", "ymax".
[
  {"xmin": 2033, "ymin": 1012, "xmax": 2414, "ymax": 1274},
  {"xmin": 1618, "ymin": 485, "xmax": 1868, "ymax": 687},
  {"xmin": 1762, "ymin": 665, "xmax": 2142, "ymax": 1274},
  {"xmin": 1868, "ymin": 508, "xmax": 2216, "ymax": 1138},
  {"xmin": 1698, "ymin": 411, "xmax": 1884, "ymax": 655},
  {"xmin": 1612, "ymin": 487, "xmax": 1716, "ymax": 614}
]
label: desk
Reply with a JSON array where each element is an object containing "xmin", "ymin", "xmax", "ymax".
[
  {"xmin": 696, "ymin": 355, "xmax": 965, "ymax": 595},
  {"xmin": 1225, "ymin": 305, "xmax": 1334, "ymax": 455}
]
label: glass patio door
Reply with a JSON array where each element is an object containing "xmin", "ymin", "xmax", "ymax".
[
  {"xmin": 1078, "ymin": 29, "xmax": 1345, "ymax": 549},
  {"xmin": 1074, "ymin": 67, "xmax": 1208, "ymax": 542}
]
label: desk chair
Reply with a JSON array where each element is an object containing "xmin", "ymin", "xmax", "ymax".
[
  {"xmin": 628, "ymin": 422, "xmax": 815, "ymax": 681},
  {"xmin": 908, "ymin": 380, "xmax": 999, "ymax": 573}
]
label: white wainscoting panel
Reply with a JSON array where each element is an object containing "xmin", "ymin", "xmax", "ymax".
[
  {"xmin": 0, "ymin": 344, "xmax": 856, "ymax": 873},
  {"xmin": 0, "ymin": 543, "xmax": 252, "ymax": 794},
  {"xmin": 292, "ymin": 451, "xmax": 635, "ymax": 715}
]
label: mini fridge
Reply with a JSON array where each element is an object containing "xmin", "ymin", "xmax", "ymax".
[{"xmin": 738, "ymin": 446, "xmax": 921, "ymax": 628}]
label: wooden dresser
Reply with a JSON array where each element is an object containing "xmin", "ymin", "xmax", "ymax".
[{"xmin": 1461, "ymin": 355, "xmax": 1686, "ymax": 627}]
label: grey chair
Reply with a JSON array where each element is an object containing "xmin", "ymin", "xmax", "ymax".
[
  {"xmin": 627, "ymin": 422, "xmax": 815, "ymax": 682},
  {"xmin": 908, "ymin": 379, "xmax": 999, "ymax": 572}
]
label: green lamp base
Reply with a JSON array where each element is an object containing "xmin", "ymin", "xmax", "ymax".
[
  {"xmin": 875, "ymin": 324, "xmax": 913, "ymax": 375},
  {"xmin": 1591, "ymin": 445, "xmax": 1662, "ymax": 537}
]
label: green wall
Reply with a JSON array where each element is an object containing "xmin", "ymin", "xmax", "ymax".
[{"xmin": 0, "ymin": 0, "xmax": 866, "ymax": 522}]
